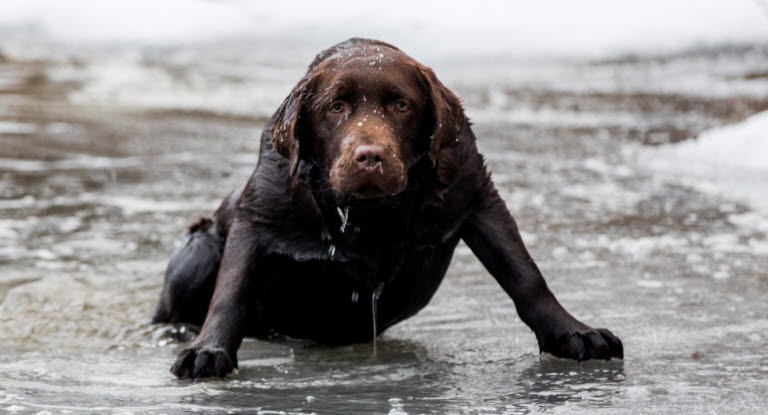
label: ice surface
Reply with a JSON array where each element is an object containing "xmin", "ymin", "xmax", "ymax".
[{"xmin": 1, "ymin": 3, "xmax": 767, "ymax": 414}]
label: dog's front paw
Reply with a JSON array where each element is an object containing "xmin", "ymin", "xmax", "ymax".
[
  {"xmin": 171, "ymin": 345, "xmax": 236, "ymax": 379},
  {"xmin": 543, "ymin": 328, "xmax": 623, "ymax": 362}
]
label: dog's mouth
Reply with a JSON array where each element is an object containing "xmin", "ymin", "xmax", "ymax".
[
  {"xmin": 329, "ymin": 157, "xmax": 407, "ymax": 199},
  {"xmin": 337, "ymin": 173, "xmax": 407, "ymax": 199},
  {"xmin": 351, "ymin": 182, "xmax": 389, "ymax": 199}
]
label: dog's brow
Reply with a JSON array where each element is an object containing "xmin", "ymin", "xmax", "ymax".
[
  {"xmin": 382, "ymin": 84, "xmax": 410, "ymax": 99},
  {"xmin": 318, "ymin": 80, "xmax": 352, "ymax": 102}
]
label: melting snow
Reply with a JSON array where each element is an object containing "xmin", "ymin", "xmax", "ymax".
[{"xmin": 636, "ymin": 110, "xmax": 768, "ymax": 215}]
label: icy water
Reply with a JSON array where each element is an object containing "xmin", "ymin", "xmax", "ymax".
[{"xmin": 1, "ymin": 41, "xmax": 768, "ymax": 414}]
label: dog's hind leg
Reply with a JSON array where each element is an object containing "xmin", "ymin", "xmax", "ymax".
[
  {"xmin": 151, "ymin": 186, "xmax": 243, "ymax": 326},
  {"xmin": 151, "ymin": 217, "xmax": 224, "ymax": 326}
]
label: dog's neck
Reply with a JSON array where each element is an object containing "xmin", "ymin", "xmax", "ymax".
[{"xmin": 286, "ymin": 156, "xmax": 441, "ymax": 290}]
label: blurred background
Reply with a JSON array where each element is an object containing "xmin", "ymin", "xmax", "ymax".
[{"xmin": 1, "ymin": 1, "xmax": 767, "ymax": 414}]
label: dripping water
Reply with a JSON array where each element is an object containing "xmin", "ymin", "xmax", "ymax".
[
  {"xmin": 371, "ymin": 283, "xmax": 385, "ymax": 357},
  {"xmin": 337, "ymin": 206, "xmax": 350, "ymax": 233}
]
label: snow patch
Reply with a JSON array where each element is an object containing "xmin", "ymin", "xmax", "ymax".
[
  {"xmin": 0, "ymin": 121, "xmax": 37, "ymax": 135},
  {"xmin": 1, "ymin": 0, "xmax": 767, "ymax": 60},
  {"xmin": 634, "ymin": 110, "xmax": 768, "ymax": 215}
]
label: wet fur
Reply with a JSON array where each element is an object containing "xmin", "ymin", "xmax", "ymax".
[{"xmin": 153, "ymin": 38, "xmax": 623, "ymax": 379}]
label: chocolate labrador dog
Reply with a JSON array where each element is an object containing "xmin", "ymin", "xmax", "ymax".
[{"xmin": 152, "ymin": 38, "xmax": 623, "ymax": 379}]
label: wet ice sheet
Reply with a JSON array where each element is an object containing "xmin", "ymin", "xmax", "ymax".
[{"xmin": 1, "ymin": 23, "xmax": 768, "ymax": 415}]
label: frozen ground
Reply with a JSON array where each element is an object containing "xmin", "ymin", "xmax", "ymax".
[{"xmin": 1, "ymin": 2, "xmax": 768, "ymax": 414}]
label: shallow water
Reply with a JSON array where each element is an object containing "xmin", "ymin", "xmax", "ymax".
[{"xmin": 1, "ymin": 41, "xmax": 767, "ymax": 414}]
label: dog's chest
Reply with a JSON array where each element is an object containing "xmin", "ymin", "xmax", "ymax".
[{"xmin": 323, "ymin": 207, "xmax": 410, "ymax": 283}]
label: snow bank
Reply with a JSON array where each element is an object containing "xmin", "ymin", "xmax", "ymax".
[
  {"xmin": 1, "ymin": 0, "xmax": 767, "ymax": 60},
  {"xmin": 636, "ymin": 110, "xmax": 768, "ymax": 214}
]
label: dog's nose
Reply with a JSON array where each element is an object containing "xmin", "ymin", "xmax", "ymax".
[{"xmin": 354, "ymin": 145, "xmax": 385, "ymax": 172}]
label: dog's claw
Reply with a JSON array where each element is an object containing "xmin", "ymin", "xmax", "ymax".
[{"xmin": 544, "ymin": 327, "xmax": 623, "ymax": 361}]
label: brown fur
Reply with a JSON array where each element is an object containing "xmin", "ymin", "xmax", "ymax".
[{"xmin": 153, "ymin": 38, "xmax": 624, "ymax": 380}]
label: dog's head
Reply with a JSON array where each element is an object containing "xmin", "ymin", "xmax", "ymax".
[{"xmin": 271, "ymin": 38, "xmax": 463, "ymax": 199}]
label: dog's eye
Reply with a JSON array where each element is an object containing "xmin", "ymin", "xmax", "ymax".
[
  {"xmin": 395, "ymin": 100, "xmax": 409, "ymax": 112},
  {"xmin": 329, "ymin": 102, "xmax": 345, "ymax": 114}
]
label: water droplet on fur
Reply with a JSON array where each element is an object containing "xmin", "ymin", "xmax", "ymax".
[{"xmin": 357, "ymin": 122, "xmax": 363, "ymax": 126}]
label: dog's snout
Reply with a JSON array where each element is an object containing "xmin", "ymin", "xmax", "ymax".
[{"xmin": 353, "ymin": 145, "xmax": 386, "ymax": 172}]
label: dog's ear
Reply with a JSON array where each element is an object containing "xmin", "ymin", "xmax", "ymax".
[
  {"xmin": 271, "ymin": 75, "xmax": 315, "ymax": 176},
  {"xmin": 419, "ymin": 65, "xmax": 465, "ymax": 165}
]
